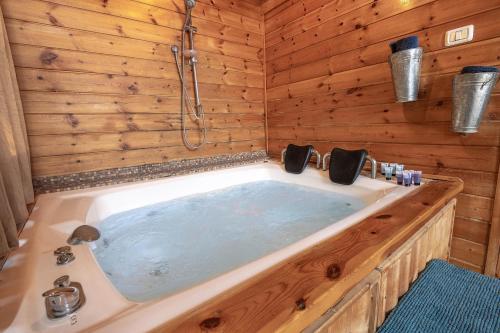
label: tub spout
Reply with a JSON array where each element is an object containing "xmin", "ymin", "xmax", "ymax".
[
  {"xmin": 67, "ymin": 225, "xmax": 100, "ymax": 245},
  {"xmin": 365, "ymin": 155, "xmax": 377, "ymax": 179}
]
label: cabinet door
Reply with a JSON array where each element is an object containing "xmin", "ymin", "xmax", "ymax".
[
  {"xmin": 304, "ymin": 270, "xmax": 380, "ymax": 333},
  {"xmin": 376, "ymin": 199, "xmax": 456, "ymax": 326}
]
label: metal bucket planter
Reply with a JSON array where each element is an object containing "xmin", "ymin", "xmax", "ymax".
[
  {"xmin": 452, "ymin": 72, "xmax": 499, "ymax": 134},
  {"xmin": 389, "ymin": 47, "xmax": 423, "ymax": 102}
]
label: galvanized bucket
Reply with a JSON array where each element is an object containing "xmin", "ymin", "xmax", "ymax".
[
  {"xmin": 452, "ymin": 72, "xmax": 499, "ymax": 134},
  {"xmin": 389, "ymin": 47, "xmax": 423, "ymax": 102}
]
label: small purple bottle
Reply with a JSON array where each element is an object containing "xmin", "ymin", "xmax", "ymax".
[
  {"xmin": 413, "ymin": 170, "xmax": 422, "ymax": 186},
  {"xmin": 396, "ymin": 170, "xmax": 404, "ymax": 185}
]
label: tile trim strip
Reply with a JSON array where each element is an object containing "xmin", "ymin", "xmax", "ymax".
[{"xmin": 33, "ymin": 151, "xmax": 268, "ymax": 194}]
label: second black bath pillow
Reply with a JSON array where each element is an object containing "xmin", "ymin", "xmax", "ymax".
[{"xmin": 329, "ymin": 148, "xmax": 368, "ymax": 185}]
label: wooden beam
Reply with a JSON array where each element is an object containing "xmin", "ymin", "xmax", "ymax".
[{"xmin": 485, "ymin": 163, "xmax": 500, "ymax": 276}]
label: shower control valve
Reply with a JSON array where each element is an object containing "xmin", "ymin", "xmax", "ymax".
[{"xmin": 43, "ymin": 276, "xmax": 86, "ymax": 319}]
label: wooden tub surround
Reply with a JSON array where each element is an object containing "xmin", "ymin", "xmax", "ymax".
[{"xmin": 148, "ymin": 176, "xmax": 462, "ymax": 332}]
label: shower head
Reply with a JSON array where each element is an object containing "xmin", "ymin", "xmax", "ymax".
[{"xmin": 185, "ymin": 0, "xmax": 196, "ymax": 8}]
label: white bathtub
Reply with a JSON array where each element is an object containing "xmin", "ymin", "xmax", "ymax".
[{"xmin": 0, "ymin": 162, "xmax": 418, "ymax": 333}]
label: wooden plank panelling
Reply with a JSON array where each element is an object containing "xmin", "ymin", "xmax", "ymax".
[
  {"xmin": 1, "ymin": 0, "xmax": 266, "ymax": 178},
  {"xmin": 10, "ymin": 45, "xmax": 264, "ymax": 88},
  {"xmin": 31, "ymin": 140, "xmax": 266, "ymax": 176},
  {"xmin": 20, "ymin": 91, "xmax": 265, "ymax": 115},
  {"xmin": 265, "ymin": 0, "xmax": 500, "ymax": 272},
  {"xmin": 2, "ymin": 0, "xmax": 262, "ymax": 60},
  {"xmin": 5, "ymin": 20, "xmax": 263, "ymax": 75}
]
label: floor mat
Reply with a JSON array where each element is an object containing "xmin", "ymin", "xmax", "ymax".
[{"xmin": 378, "ymin": 259, "xmax": 500, "ymax": 333}]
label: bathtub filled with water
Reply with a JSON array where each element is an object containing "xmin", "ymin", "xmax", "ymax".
[
  {"xmin": 0, "ymin": 162, "xmax": 417, "ymax": 333},
  {"xmin": 93, "ymin": 180, "xmax": 366, "ymax": 302}
]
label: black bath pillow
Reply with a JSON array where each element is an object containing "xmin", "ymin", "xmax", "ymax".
[
  {"xmin": 284, "ymin": 144, "xmax": 314, "ymax": 174},
  {"xmin": 329, "ymin": 148, "xmax": 368, "ymax": 185}
]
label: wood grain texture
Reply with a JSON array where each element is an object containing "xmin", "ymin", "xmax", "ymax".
[
  {"xmin": 1, "ymin": 0, "xmax": 266, "ymax": 178},
  {"xmin": 146, "ymin": 179, "xmax": 461, "ymax": 333},
  {"xmin": 265, "ymin": 0, "xmax": 500, "ymax": 272},
  {"xmin": 303, "ymin": 270, "xmax": 381, "ymax": 333}
]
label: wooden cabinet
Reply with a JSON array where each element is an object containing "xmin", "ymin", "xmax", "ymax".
[
  {"xmin": 303, "ymin": 271, "xmax": 380, "ymax": 333},
  {"xmin": 305, "ymin": 199, "xmax": 456, "ymax": 333}
]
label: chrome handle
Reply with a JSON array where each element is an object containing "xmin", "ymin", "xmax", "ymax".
[
  {"xmin": 54, "ymin": 275, "xmax": 70, "ymax": 288},
  {"xmin": 281, "ymin": 148, "xmax": 287, "ymax": 164},
  {"xmin": 43, "ymin": 287, "xmax": 80, "ymax": 314},
  {"xmin": 43, "ymin": 280, "xmax": 86, "ymax": 319},
  {"xmin": 312, "ymin": 150, "xmax": 322, "ymax": 169},
  {"xmin": 322, "ymin": 153, "xmax": 331, "ymax": 171},
  {"xmin": 366, "ymin": 155, "xmax": 377, "ymax": 179},
  {"xmin": 54, "ymin": 246, "xmax": 71, "ymax": 256}
]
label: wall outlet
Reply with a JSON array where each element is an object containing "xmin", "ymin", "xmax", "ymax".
[{"xmin": 445, "ymin": 25, "xmax": 474, "ymax": 46}]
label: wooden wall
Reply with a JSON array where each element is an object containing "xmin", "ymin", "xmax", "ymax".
[
  {"xmin": 1, "ymin": 0, "xmax": 266, "ymax": 178},
  {"xmin": 263, "ymin": 0, "xmax": 500, "ymax": 273}
]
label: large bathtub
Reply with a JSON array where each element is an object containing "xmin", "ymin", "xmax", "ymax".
[{"xmin": 0, "ymin": 162, "xmax": 418, "ymax": 332}]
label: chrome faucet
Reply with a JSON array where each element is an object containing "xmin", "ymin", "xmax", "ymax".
[
  {"xmin": 322, "ymin": 153, "xmax": 377, "ymax": 179},
  {"xmin": 281, "ymin": 148, "xmax": 322, "ymax": 169},
  {"xmin": 43, "ymin": 275, "xmax": 86, "ymax": 319}
]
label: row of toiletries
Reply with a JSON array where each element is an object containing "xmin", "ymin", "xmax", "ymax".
[
  {"xmin": 388, "ymin": 36, "xmax": 499, "ymax": 134},
  {"xmin": 380, "ymin": 162, "xmax": 422, "ymax": 186}
]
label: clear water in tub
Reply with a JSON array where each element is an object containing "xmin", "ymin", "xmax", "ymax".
[{"xmin": 93, "ymin": 180, "xmax": 365, "ymax": 302}]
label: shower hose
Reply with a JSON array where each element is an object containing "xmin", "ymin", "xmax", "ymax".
[{"xmin": 172, "ymin": 6, "xmax": 207, "ymax": 150}]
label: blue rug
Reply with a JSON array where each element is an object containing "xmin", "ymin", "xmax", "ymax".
[{"xmin": 378, "ymin": 259, "xmax": 500, "ymax": 333}]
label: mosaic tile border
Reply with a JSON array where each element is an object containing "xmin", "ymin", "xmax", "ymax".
[{"xmin": 33, "ymin": 151, "xmax": 268, "ymax": 194}]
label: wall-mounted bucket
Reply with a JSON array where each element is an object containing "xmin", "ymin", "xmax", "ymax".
[
  {"xmin": 389, "ymin": 47, "xmax": 423, "ymax": 103},
  {"xmin": 452, "ymin": 72, "xmax": 499, "ymax": 134}
]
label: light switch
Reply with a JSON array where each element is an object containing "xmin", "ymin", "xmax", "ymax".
[{"xmin": 445, "ymin": 25, "xmax": 474, "ymax": 46}]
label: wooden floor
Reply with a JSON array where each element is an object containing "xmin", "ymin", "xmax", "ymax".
[{"xmin": 263, "ymin": 0, "xmax": 500, "ymax": 274}]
